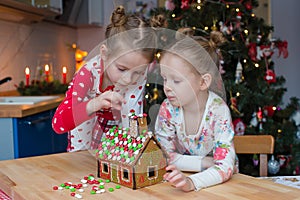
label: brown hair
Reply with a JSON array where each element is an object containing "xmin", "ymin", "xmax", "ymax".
[{"xmin": 104, "ymin": 6, "xmax": 156, "ymax": 60}]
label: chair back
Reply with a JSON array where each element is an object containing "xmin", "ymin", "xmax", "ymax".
[{"xmin": 234, "ymin": 135, "xmax": 274, "ymax": 177}]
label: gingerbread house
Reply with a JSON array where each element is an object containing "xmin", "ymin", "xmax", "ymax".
[{"xmin": 96, "ymin": 113, "xmax": 168, "ymax": 189}]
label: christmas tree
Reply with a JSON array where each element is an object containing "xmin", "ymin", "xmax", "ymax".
[{"xmin": 148, "ymin": 0, "xmax": 300, "ymax": 176}]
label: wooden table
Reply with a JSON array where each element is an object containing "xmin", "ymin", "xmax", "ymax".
[{"xmin": 0, "ymin": 151, "xmax": 299, "ymax": 200}]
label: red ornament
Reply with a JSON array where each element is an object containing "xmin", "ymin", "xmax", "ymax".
[
  {"xmin": 264, "ymin": 69, "xmax": 276, "ymax": 84},
  {"xmin": 263, "ymin": 106, "xmax": 276, "ymax": 117},
  {"xmin": 233, "ymin": 118, "xmax": 246, "ymax": 136},
  {"xmin": 245, "ymin": 1, "xmax": 252, "ymax": 10},
  {"xmin": 181, "ymin": 0, "xmax": 190, "ymax": 10},
  {"xmin": 236, "ymin": 11, "xmax": 242, "ymax": 19}
]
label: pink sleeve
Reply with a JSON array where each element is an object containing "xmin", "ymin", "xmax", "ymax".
[{"xmin": 52, "ymin": 66, "xmax": 96, "ymax": 134}]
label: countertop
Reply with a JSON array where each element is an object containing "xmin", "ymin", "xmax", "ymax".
[
  {"xmin": 0, "ymin": 95, "xmax": 64, "ymax": 118},
  {"xmin": 0, "ymin": 150, "xmax": 299, "ymax": 200}
]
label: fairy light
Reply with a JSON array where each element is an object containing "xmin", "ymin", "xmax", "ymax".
[
  {"xmin": 272, "ymin": 106, "xmax": 277, "ymax": 111},
  {"xmin": 255, "ymin": 63, "xmax": 260, "ymax": 68},
  {"xmin": 251, "ymin": 13, "xmax": 256, "ymax": 17},
  {"xmin": 226, "ymin": 4, "xmax": 229, "ymax": 8},
  {"xmin": 236, "ymin": 92, "xmax": 240, "ymax": 97},
  {"xmin": 197, "ymin": 5, "xmax": 201, "ymax": 9},
  {"xmin": 244, "ymin": 29, "xmax": 249, "ymax": 35},
  {"xmin": 204, "ymin": 26, "xmax": 208, "ymax": 30},
  {"xmin": 278, "ymin": 129, "xmax": 282, "ymax": 133},
  {"xmin": 243, "ymin": 59, "xmax": 247, "ymax": 63},
  {"xmin": 197, "ymin": 0, "xmax": 201, "ymax": 3},
  {"xmin": 172, "ymin": 14, "xmax": 176, "ymax": 18},
  {"xmin": 235, "ymin": 8, "xmax": 240, "ymax": 12},
  {"xmin": 156, "ymin": 52, "xmax": 161, "ymax": 59},
  {"xmin": 192, "ymin": 27, "xmax": 196, "ymax": 30}
]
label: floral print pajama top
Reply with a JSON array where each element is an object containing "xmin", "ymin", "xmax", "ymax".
[{"xmin": 155, "ymin": 91, "xmax": 236, "ymax": 191}]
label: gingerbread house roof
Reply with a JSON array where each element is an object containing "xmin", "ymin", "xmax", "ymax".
[{"xmin": 95, "ymin": 126, "xmax": 167, "ymax": 166}]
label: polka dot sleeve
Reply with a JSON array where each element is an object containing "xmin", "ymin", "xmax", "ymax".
[{"xmin": 52, "ymin": 66, "xmax": 95, "ymax": 134}]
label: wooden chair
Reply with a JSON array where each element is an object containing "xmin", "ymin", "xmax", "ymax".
[{"xmin": 233, "ymin": 135, "xmax": 275, "ymax": 177}]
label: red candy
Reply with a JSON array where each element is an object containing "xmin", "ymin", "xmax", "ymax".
[{"xmin": 53, "ymin": 186, "xmax": 58, "ymax": 190}]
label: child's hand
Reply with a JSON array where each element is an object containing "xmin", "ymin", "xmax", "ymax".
[
  {"xmin": 87, "ymin": 91, "xmax": 124, "ymax": 115},
  {"xmin": 164, "ymin": 165, "xmax": 195, "ymax": 192}
]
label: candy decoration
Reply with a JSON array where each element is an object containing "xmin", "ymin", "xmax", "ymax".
[{"xmin": 52, "ymin": 174, "xmax": 121, "ymax": 198}]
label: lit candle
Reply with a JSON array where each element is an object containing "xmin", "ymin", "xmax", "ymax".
[
  {"xmin": 45, "ymin": 64, "xmax": 50, "ymax": 82},
  {"xmin": 62, "ymin": 66, "xmax": 67, "ymax": 84},
  {"xmin": 25, "ymin": 66, "xmax": 30, "ymax": 86}
]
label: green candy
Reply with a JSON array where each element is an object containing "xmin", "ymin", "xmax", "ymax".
[
  {"xmin": 105, "ymin": 179, "xmax": 110, "ymax": 183},
  {"xmin": 90, "ymin": 190, "xmax": 96, "ymax": 194},
  {"xmin": 115, "ymin": 185, "xmax": 121, "ymax": 189},
  {"xmin": 109, "ymin": 188, "xmax": 114, "ymax": 192},
  {"xmin": 99, "ymin": 185, "xmax": 104, "ymax": 189},
  {"xmin": 70, "ymin": 188, "xmax": 76, "ymax": 192}
]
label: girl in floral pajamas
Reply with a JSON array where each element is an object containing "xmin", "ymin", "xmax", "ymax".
[
  {"xmin": 155, "ymin": 30, "xmax": 237, "ymax": 192},
  {"xmin": 52, "ymin": 6, "xmax": 156, "ymax": 151}
]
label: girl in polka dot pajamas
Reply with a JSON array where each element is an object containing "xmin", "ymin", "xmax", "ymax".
[{"xmin": 52, "ymin": 6, "xmax": 156, "ymax": 151}]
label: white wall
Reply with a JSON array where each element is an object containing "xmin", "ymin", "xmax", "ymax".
[
  {"xmin": 271, "ymin": 0, "xmax": 300, "ymax": 104},
  {"xmin": 0, "ymin": 20, "xmax": 76, "ymax": 92}
]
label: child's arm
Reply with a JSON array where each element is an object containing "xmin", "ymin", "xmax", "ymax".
[{"xmin": 188, "ymin": 104, "xmax": 236, "ymax": 191}]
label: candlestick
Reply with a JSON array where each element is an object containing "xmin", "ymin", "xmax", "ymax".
[
  {"xmin": 62, "ymin": 66, "xmax": 67, "ymax": 84},
  {"xmin": 25, "ymin": 66, "xmax": 30, "ymax": 86},
  {"xmin": 45, "ymin": 64, "xmax": 50, "ymax": 82}
]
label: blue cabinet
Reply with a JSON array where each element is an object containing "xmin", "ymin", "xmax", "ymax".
[{"xmin": 12, "ymin": 109, "xmax": 67, "ymax": 158}]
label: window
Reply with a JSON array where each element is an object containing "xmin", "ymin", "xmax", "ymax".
[
  {"xmin": 102, "ymin": 163, "xmax": 108, "ymax": 173},
  {"xmin": 122, "ymin": 168, "xmax": 129, "ymax": 180},
  {"xmin": 148, "ymin": 166, "xmax": 156, "ymax": 178}
]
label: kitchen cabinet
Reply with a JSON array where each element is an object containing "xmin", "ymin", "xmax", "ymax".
[{"xmin": 0, "ymin": 108, "xmax": 67, "ymax": 160}]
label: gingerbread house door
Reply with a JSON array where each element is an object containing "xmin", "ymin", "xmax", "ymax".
[{"xmin": 111, "ymin": 164, "xmax": 119, "ymax": 183}]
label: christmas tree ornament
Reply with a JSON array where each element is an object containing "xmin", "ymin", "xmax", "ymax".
[
  {"xmin": 165, "ymin": 0, "xmax": 175, "ymax": 11},
  {"xmin": 257, "ymin": 107, "xmax": 264, "ymax": 132},
  {"xmin": 235, "ymin": 61, "xmax": 243, "ymax": 84},
  {"xmin": 247, "ymin": 43, "xmax": 257, "ymax": 61},
  {"xmin": 268, "ymin": 155, "xmax": 280, "ymax": 174},
  {"xmin": 236, "ymin": 11, "xmax": 242, "ymax": 20},
  {"xmin": 181, "ymin": 0, "xmax": 190, "ymax": 10},
  {"xmin": 264, "ymin": 69, "xmax": 276, "ymax": 84},
  {"xmin": 244, "ymin": 1, "xmax": 253, "ymax": 10},
  {"xmin": 263, "ymin": 105, "xmax": 276, "ymax": 117},
  {"xmin": 219, "ymin": 21, "xmax": 231, "ymax": 35},
  {"xmin": 276, "ymin": 40, "xmax": 289, "ymax": 58},
  {"xmin": 233, "ymin": 118, "xmax": 245, "ymax": 136},
  {"xmin": 250, "ymin": 112, "xmax": 258, "ymax": 127},
  {"xmin": 230, "ymin": 92, "xmax": 241, "ymax": 115},
  {"xmin": 253, "ymin": 154, "xmax": 259, "ymax": 166}
]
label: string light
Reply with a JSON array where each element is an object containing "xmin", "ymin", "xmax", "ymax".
[
  {"xmin": 255, "ymin": 63, "xmax": 260, "ymax": 68},
  {"xmin": 172, "ymin": 14, "xmax": 176, "ymax": 18},
  {"xmin": 251, "ymin": 13, "xmax": 255, "ymax": 17},
  {"xmin": 197, "ymin": 5, "xmax": 201, "ymax": 10},
  {"xmin": 235, "ymin": 8, "xmax": 240, "ymax": 12},
  {"xmin": 243, "ymin": 59, "xmax": 247, "ymax": 63},
  {"xmin": 204, "ymin": 26, "xmax": 209, "ymax": 30},
  {"xmin": 277, "ymin": 129, "xmax": 282, "ymax": 133},
  {"xmin": 244, "ymin": 29, "xmax": 249, "ymax": 35},
  {"xmin": 236, "ymin": 92, "xmax": 240, "ymax": 97}
]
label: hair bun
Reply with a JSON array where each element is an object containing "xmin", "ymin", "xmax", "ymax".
[
  {"xmin": 209, "ymin": 31, "xmax": 227, "ymax": 49},
  {"xmin": 150, "ymin": 14, "xmax": 167, "ymax": 29},
  {"xmin": 111, "ymin": 6, "xmax": 127, "ymax": 27}
]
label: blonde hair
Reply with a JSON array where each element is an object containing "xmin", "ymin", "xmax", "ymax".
[
  {"xmin": 161, "ymin": 29, "xmax": 227, "ymax": 100},
  {"xmin": 104, "ymin": 6, "xmax": 156, "ymax": 60}
]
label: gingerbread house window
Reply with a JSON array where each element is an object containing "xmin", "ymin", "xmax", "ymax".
[
  {"xmin": 148, "ymin": 166, "xmax": 157, "ymax": 178},
  {"xmin": 102, "ymin": 163, "xmax": 109, "ymax": 173},
  {"xmin": 122, "ymin": 168, "xmax": 129, "ymax": 180}
]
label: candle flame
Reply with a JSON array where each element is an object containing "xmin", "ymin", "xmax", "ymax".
[
  {"xmin": 63, "ymin": 66, "xmax": 67, "ymax": 74},
  {"xmin": 25, "ymin": 67, "xmax": 30, "ymax": 75},
  {"xmin": 45, "ymin": 64, "xmax": 50, "ymax": 72}
]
